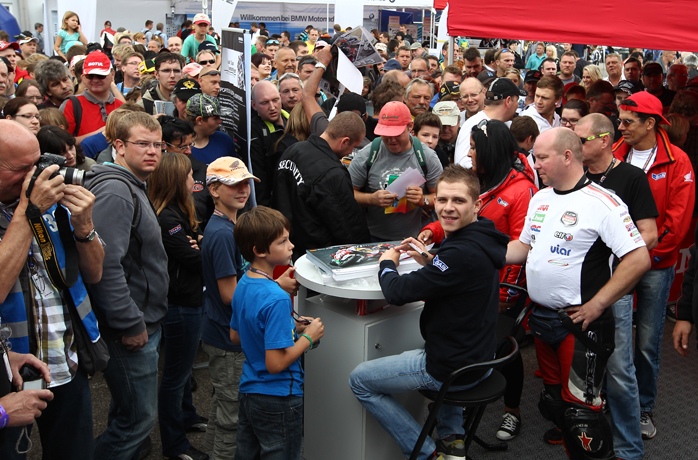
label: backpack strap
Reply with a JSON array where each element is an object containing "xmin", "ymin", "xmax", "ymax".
[
  {"xmin": 411, "ymin": 136, "xmax": 428, "ymax": 178},
  {"xmin": 70, "ymin": 96, "xmax": 82, "ymax": 137}
]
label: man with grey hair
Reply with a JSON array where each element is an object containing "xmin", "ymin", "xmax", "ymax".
[
  {"xmin": 683, "ymin": 53, "xmax": 698, "ymax": 80},
  {"xmin": 667, "ymin": 63, "xmax": 689, "ymax": 91},
  {"xmin": 409, "ymin": 56, "xmax": 430, "ymax": 79},
  {"xmin": 278, "ymin": 72, "xmax": 302, "ymax": 112},
  {"xmin": 405, "ymin": 78, "xmax": 432, "ymax": 118},
  {"xmin": 35, "ymin": 59, "xmax": 74, "ymax": 109}
]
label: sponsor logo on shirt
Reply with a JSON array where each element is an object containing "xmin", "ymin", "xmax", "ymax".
[
  {"xmin": 380, "ymin": 267, "xmax": 397, "ymax": 277},
  {"xmin": 625, "ymin": 223, "xmax": 636, "ymax": 231},
  {"xmin": 631, "ymin": 230, "xmax": 640, "ymax": 237},
  {"xmin": 169, "ymin": 224, "xmax": 182, "ymax": 235},
  {"xmin": 653, "ymin": 256, "xmax": 662, "ymax": 263},
  {"xmin": 560, "ymin": 211, "xmax": 578, "ymax": 227},
  {"xmin": 550, "ymin": 244, "xmax": 572, "ymax": 256},
  {"xmin": 537, "ymin": 205, "xmax": 549, "ymax": 211},
  {"xmin": 554, "ymin": 231, "xmax": 573, "ymax": 241},
  {"xmin": 532, "ymin": 212, "xmax": 545, "ymax": 223},
  {"xmin": 548, "ymin": 259, "xmax": 569, "ymax": 267},
  {"xmin": 193, "ymin": 183, "xmax": 204, "ymax": 192},
  {"xmin": 651, "ymin": 172, "xmax": 666, "ymax": 181},
  {"xmin": 433, "ymin": 255, "xmax": 449, "ymax": 272},
  {"xmin": 497, "ymin": 197, "xmax": 509, "ymax": 207},
  {"xmin": 685, "ymin": 171, "xmax": 693, "ymax": 182},
  {"xmin": 623, "ymin": 216, "xmax": 632, "ymax": 223},
  {"xmin": 531, "ymin": 224, "xmax": 541, "ymax": 232}
]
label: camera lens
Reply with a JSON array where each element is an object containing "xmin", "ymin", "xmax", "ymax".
[{"xmin": 59, "ymin": 167, "xmax": 84, "ymax": 186}]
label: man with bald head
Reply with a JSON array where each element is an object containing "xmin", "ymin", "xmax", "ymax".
[
  {"xmin": 274, "ymin": 47, "xmax": 297, "ymax": 80},
  {"xmin": 459, "ymin": 77, "xmax": 485, "ymax": 122},
  {"xmin": 167, "ymin": 36, "xmax": 183, "ymax": 54},
  {"xmin": 506, "ymin": 127, "xmax": 650, "ymax": 459},
  {"xmin": 383, "ymin": 69, "xmax": 410, "ymax": 88},
  {"xmin": 667, "ymin": 63, "xmax": 688, "ymax": 91},
  {"xmin": 0, "ymin": 120, "xmax": 104, "ymax": 457},
  {"xmin": 250, "ymin": 80, "xmax": 288, "ymax": 206}
]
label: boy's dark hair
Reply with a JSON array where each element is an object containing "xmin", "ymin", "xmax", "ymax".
[
  {"xmin": 462, "ymin": 47, "xmax": 481, "ymax": 61},
  {"xmin": 586, "ymin": 80, "xmax": 614, "ymax": 101},
  {"xmin": 235, "ymin": 206, "xmax": 291, "ymax": 263},
  {"xmin": 413, "ymin": 112, "xmax": 442, "ymax": 134},
  {"xmin": 436, "ymin": 165, "xmax": 480, "ymax": 203},
  {"xmin": 155, "ymin": 52, "xmax": 184, "ymax": 71},
  {"xmin": 483, "ymin": 48, "xmax": 497, "ymax": 66},
  {"xmin": 509, "ymin": 116, "xmax": 539, "ymax": 143},
  {"xmin": 537, "ymin": 75, "xmax": 565, "ymax": 99},
  {"xmin": 371, "ymin": 80, "xmax": 405, "ymax": 114}
]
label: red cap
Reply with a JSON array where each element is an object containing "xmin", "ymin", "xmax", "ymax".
[
  {"xmin": 82, "ymin": 51, "xmax": 112, "ymax": 76},
  {"xmin": 375, "ymin": 101, "xmax": 412, "ymax": 137},
  {"xmin": 619, "ymin": 91, "xmax": 670, "ymax": 125},
  {"xmin": 0, "ymin": 41, "xmax": 19, "ymax": 51}
]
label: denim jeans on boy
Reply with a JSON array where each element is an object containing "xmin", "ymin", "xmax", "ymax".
[
  {"xmin": 159, "ymin": 305, "xmax": 203, "ymax": 457},
  {"xmin": 95, "ymin": 328, "xmax": 161, "ymax": 460},
  {"xmin": 234, "ymin": 393, "xmax": 303, "ymax": 460},
  {"xmin": 605, "ymin": 294, "xmax": 643, "ymax": 460},
  {"xmin": 0, "ymin": 367, "xmax": 93, "ymax": 460},
  {"xmin": 634, "ymin": 266, "xmax": 674, "ymax": 413},
  {"xmin": 349, "ymin": 349, "xmax": 490, "ymax": 460}
]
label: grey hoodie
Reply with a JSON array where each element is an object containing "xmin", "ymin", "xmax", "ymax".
[{"xmin": 86, "ymin": 164, "xmax": 169, "ymax": 339}]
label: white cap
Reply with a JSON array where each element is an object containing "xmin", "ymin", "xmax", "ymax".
[{"xmin": 433, "ymin": 101, "xmax": 460, "ymax": 126}]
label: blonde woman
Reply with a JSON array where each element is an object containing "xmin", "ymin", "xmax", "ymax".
[
  {"xmin": 545, "ymin": 45, "xmax": 558, "ymax": 61},
  {"xmin": 581, "ymin": 64, "xmax": 603, "ymax": 88}
]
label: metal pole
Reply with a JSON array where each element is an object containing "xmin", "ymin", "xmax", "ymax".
[{"xmin": 448, "ymin": 36, "xmax": 454, "ymax": 65}]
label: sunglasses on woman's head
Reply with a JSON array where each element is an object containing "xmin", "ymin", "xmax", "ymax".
[{"xmin": 198, "ymin": 59, "xmax": 216, "ymax": 66}]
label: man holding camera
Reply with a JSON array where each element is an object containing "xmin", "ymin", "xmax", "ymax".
[{"xmin": 0, "ymin": 120, "xmax": 104, "ymax": 458}]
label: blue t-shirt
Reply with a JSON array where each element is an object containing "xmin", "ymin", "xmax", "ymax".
[
  {"xmin": 80, "ymin": 132, "xmax": 109, "ymax": 159},
  {"xmin": 116, "ymin": 82, "xmax": 135, "ymax": 95},
  {"xmin": 191, "ymin": 131, "xmax": 236, "ymax": 164},
  {"xmin": 201, "ymin": 213, "xmax": 246, "ymax": 351},
  {"xmin": 230, "ymin": 274, "xmax": 304, "ymax": 396},
  {"xmin": 58, "ymin": 29, "xmax": 80, "ymax": 55}
]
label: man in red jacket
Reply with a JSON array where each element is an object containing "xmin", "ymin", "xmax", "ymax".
[{"xmin": 612, "ymin": 91, "xmax": 695, "ymax": 440}]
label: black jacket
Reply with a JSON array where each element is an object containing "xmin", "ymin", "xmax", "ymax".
[
  {"xmin": 273, "ymin": 134, "xmax": 370, "ymax": 261},
  {"xmin": 378, "ymin": 218, "xmax": 509, "ymax": 384},
  {"xmin": 189, "ymin": 155, "xmax": 214, "ymax": 232},
  {"xmin": 249, "ymin": 111, "xmax": 287, "ymax": 207},
  {"xmin": 158, "ymin": 205, "xmax": 203, "ymax": 309}
]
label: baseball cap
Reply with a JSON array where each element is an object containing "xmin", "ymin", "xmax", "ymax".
[
  {"xmin": 70, "ymin": 55, "xmax": 86, "ymax": 70},
  {"xmin": 383, "ymin": 59, "xmax": 402, "ymax": 72},
  {"xmin": 173, "ymin": 78, "xmax": 202, "ymax": 100},
  {"xmin": 182, "ymin": 62, "xmax": 203, "ymax": 78},
  {"xmin": 374, "ymin": 43, "xmax": 388, "ymax": 53},
  {"xmin": 186, "ymin": 93, "xmax": 232, "ymax": 118},
  {"xmin": 336, "ymin": 92, "xmax": 367, "ymax": 116},
  {"xmin": 433, "ymin": 101, "xmax": 460, "ymax": 126},
  {"xmin": 0, "ymin": 41, "xmax": 19, "ymax": 51},
  {"xmin": 619, "ymin": 91, "xmax": 670, "ymax": 125},
  {"xmin": 614, "ymin": 79, "xmax": 643, "ymax": 96},
  {"xmin": 82, "ymin": 51, "xmax": 112, "ymax": 76},
  {"xmin": 524, "ymin": 70, "xmax": 542, "ymax": 84},
  {"xmin": 193, "ymin": 13, "xmax": 211, "ymax": 25},
  {"xmin": 138, "ymin": 58, "xmax": 155, "ymax": 74},
  {"xmin": 485, "ymin": 77, "xmax": 527, "ymax": 101},
  {"xmin": 18, "ymin": 36, "xmax": 38, "ymax": 45},
  {"xmin": 642, "ymin": 62, "xmax": 664, "ymax": 76},
  {"xmin": 198, "ymin": 41, "xmax": 219, "ymax": 54},
  {"xmin": 375, "ymin": 101, "xmax": 412, "ymax": 137},
  {"xmin": 410, "ymin": 42, "xmax": 422, "ymax": 50},
  {"xmin": 314, "ymin": 40, "xmax": 329, "ymax": 50},
  {"xmin": 438, "ymin": 81, "xmax": 460, "ymax": 101},
  {"xmin": 206, "ymin": 157, "xmax": 259, "ymax": 186}
]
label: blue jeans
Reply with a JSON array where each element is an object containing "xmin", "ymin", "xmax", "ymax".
[
  {"xmin": 349, "ymin": 349, "xmax": 489, "ymax": 460},
  {"xmin": 0, "ymin": 367, "xmax": 93, "ymax": 460},
  {"xmin": 634, "ymin": 266, "xmax": 674, "ymax": 412},
  {"xmin": 605, "ymin": 294, "xmax": 643, "ymax": 460},
  {"xmin": 234, "ymin": 393, "xmax": 303, "ymax": 460},
  {"xmin": 95, "ymin": 328, "xmax": 161, "ymax": 460},
  {"xmin": 159, "ymin": 305, "xmax": 203, "ymax": 457}
]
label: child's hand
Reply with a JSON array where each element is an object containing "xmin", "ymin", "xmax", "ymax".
[
  {"xmin": 277, "ymin": 266, "xmax": 299, "ymax": 296},
  {"xmin": 305, "ymin": 318, "xmax": 324, "ymax": 342},
  {"xmin": 295, "ymin": 316, "xmax": 312, "ymax": 333}
]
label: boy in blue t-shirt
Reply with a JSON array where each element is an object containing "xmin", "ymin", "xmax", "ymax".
[{"xmin": 230, "ymin": 206, "xmax": 325, "ymax": 460}]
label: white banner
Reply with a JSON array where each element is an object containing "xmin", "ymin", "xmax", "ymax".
[{"xmin": 212, "ymin": 0, "xmax": 239, "ymax": 37}]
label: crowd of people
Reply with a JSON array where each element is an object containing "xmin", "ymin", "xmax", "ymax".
[{"xmin": 0, "ymin": 10, "xmax": 697, "ymax": 460}]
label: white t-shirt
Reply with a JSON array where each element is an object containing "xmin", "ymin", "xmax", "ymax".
[
  {"xmin": 627, "ymin": 147, "xmax": 656, "ymax": 173},
  {"xmin": 520, "ymin": 105, "xmax": 561, "ymax": 135},
  {"xmin": 454, "ymin": 111, "xmax": 512, "ymax": 168}
]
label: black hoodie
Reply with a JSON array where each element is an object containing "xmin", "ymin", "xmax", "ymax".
[{"xmin": 378, "ymin": 217, "xmax": 509, "ymax": 384}]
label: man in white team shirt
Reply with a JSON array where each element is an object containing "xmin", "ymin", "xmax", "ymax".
[
  {"xmin": 506, "ymin": 127, "xmax": 650, "ymax": 460},
  {"xmin": 454, "ymin": 78, "xmax": 525, "ymax": 167},
  {"xmin": 520, "ymin": 75, "xmax": 563, "ymax": 135}
]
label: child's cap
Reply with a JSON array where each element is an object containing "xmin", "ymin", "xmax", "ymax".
[{"xmin": 206, "ymin": 157, "xmax": 260, "ymax": 185}]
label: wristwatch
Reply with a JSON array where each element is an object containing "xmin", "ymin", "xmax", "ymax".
[
  {"xmin": 75, "ymin": 228, "xmax": 97, "ymax": 243},
  {"xmin": 423, "ymin": 196, "xmax": 429, "ymax": 207},
  {"xmin": 315, "ymin": 62, "xmax": 327, "ymax": 71}
]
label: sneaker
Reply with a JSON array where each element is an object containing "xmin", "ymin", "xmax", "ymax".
[
  {"xmin": 185, "ymin": 415, "xmax": 209, "ymax": 433},
  {"xmin": 543, "ymin": 426, "xmax": 563, "ymax": 445},
  {"xmin": 640, "ymin": 411, "xmax": 657, "ymax": 439},
  {"xmin": 666, "ymin": 304, "xmax": 677, "ymax": 323},
  {"xmin": 496, "ymin": 412, "xmax": 521, "ymax": 441},
  {"xmin": 164, "ymin": 447, "xmax": 209, "ymax": 460},
  {"xmin": 435, "ymin": 435, "xmax": 465, "ymax": 460},
  {"xmin": 138, "ymin": 436, "xmax": 152, "ymax": 460}
]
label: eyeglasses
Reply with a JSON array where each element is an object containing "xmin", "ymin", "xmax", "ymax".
[
  {"xmin": 85, "ymin": 74, "xmax": 108, "ymax": 80},
  {"xmin": 25, "ymin": 96, "xmax": 43, "ymax": 102},
  {"xmin": 616, "ymin": 118, "xmax": 640, "ymax": 127},
  {"xmin": 125, "ymin": 60, "xmax": 141, "ymax": 67},
  {"xmin": 198, "ymin": 59, "xmax": 216, "ymax": 66},
  {"xmin": 560, "ymin": 117, "xmax": 580, "ymax": 126},
  {"xmin": 165, "ymin": 141, "xmax": 196, "ymax": 150},
  {"xmin": 158, "ymin": 68, "xmax": 182, "ymax": 75},
  {"xmin": 461, "ymin": 90, "xmax": 483, "ymax": 100},
  {"xmin": 122, "ymin": 140, "xmax": 166, "ymax": 150},
  {"xmin": 579, "ymin": 132, "xmax": 610, "ymax": 144},
  {"xmin": 15, "ymin": 114, "xmax": 41, "ymax": 121},
  {"xmin": 475, "ymin": 119, "xmax": 489, "ymax": 137}
]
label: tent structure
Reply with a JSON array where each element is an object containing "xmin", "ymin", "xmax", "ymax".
[
  {"xmin": 446, "ymin": 0, "xmax": 698, "ymax": 51},
  {"xmin": 0, "ymin": 7, "xmax": 21, "ymax": 40}
]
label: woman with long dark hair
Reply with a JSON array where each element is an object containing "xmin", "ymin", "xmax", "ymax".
[
  {"xmin": 37, "ymin": 125, "xmax": 96, "ymax": 171},
  {"xmin": 148, "ymin": 152, "xmax": 208, "ymax": 460},
  {"xmin": 419, "ymin": 119, "xmax": 537, "ymax": 442}
]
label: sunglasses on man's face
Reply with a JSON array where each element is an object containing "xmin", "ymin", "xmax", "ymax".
[{"xmin": 85, "ymin": 74, "xmax": 107, "ymax": 80}]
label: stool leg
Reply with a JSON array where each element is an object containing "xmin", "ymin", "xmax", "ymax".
[{"xmin": 410, "ymin": 403, "xmax": 441, "ymax": 460}]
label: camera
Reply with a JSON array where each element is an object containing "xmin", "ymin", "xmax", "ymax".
[
  {"xmin": 20, "ymin": 364, "xmax": 47, "ymax": 390},
  {"xmin": 34, "ymin": 153, "xmax": 84, "ymax": 186}
]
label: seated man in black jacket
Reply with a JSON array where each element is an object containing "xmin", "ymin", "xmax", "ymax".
[
  {"xmin": 349, "ymin": 165, "xmax": 509, "ymax": 460},
  {"xmin": 273, "ymin": 111, "xmax": 370, "ymax": 260}
]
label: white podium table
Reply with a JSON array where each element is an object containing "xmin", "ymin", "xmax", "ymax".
[{"xmin": 294, "ymin": 255, "xmax": 426, "ymax": 460}]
